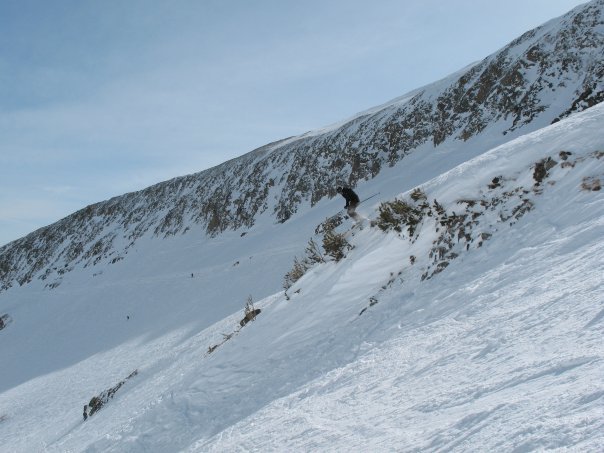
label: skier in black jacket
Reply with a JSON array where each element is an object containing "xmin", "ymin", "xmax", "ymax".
[{"xmin": 337, "ymin": 186, "xmax": 361, "ymax": 222}]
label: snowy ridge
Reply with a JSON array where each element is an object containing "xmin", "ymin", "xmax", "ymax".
[
  {"xmin": 1, "ymin": 100, "xmax": 602, "ymax": 453},
  {"xmin": 1, "ymin": 0, "xmax": 603, "ymax": 293}
]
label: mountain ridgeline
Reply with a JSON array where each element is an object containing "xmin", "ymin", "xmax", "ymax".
[{"xmin": 1, "ymin": 0, "xmax": 603, "ymax": 292}]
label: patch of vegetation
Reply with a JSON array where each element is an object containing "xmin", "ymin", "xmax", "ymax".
[
  {"xmin": 208, "ymin": 295, "xmax": 263, "ymax": 354},
  {"xmin": 240, "ymin": 295, "xmax": 261, "ymax": 327},
  {"xmin": 83, "ymin": 370, "xmax": 138, "ymax": 420},
  {"xmin": 581, "ymin": 176, "xmax": 601, "ymax": 191},
  {"xmin": 283, "ymin": 238, "xmax": 328, "ymax": 290},
  {"xmin": 376, "ymin": 188, "xmax": 429, "ymax": 237},
  {"xmin": 322, "ymin": 231, "xmax": 352, "ymax": 262},
  {"xmin": 305, "ymin": 238, "xmax": 326, "ymax": 265},
  {"xmin": 314, "ymin": 213, "xmax": 344, "ymax": 235},
  {"xmin": 0, "ymin": 314, "xmax": 12, "ymax": 331},
  {"xmin": 283, "ymin": 257, "xmax": 309, "ymax": 291},
  {"xmin": 533, "ymin": 157, "xmax": 557, "ymax": 186},
  {"xmin": 409, "ymin": 188, "xmax": 428, "ymax": 203}
]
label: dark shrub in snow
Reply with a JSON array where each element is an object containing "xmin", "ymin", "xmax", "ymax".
[
  {"xmin": 322, "ymin": 231, "xmax": 351, "ymax": 262},
  {"xmin": 0, "ymin": 314, "xmax": 11, "ymax": 331},
  {"xmin": 83, "ymin": 370, "xmax": 138, "ymax": 420}
]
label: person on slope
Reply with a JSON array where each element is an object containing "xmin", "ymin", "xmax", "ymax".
[{"xmin": 336, "ymin": 186, "xmax": 361, "ymax": 222}]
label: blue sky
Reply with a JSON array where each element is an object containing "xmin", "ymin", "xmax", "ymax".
[{"xmin": 0, "ymin": 0, "xmax": 587, "ymax": 246}]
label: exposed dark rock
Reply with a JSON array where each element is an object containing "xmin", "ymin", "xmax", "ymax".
[
  {"xmin": 533, "ymin": 157, "xmax": 558, "ymax": 185},
  {"xmin": 0, "ymin": 314, "xmax": 12, "ymax": 331},
  {"xmin": 83, "ymin": 370, "xmax": 138, "ymax": 420},
  {"xmin": 489, "ymin": 177, "xmax": 502, "ymax": 190}
]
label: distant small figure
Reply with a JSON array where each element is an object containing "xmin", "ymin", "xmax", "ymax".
[
  {"xmin": 336, "ymin": 186, "xmax": 361, "ymax": 222},
  {"xmin": 83, "ymin": 405, "xmax": 88, "ymax": 421},
  {"xmin": 191, "ymin": 273, "xmax": 194, "ymax": 278},
  {"xmin": 126, "ymin": 315, "xmax": 130, "ymax": 320}
]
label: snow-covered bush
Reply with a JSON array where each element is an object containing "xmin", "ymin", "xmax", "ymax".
[
  {"xmin": 304, "ymin": 238, "xmax": 325, "ymax": 265},
  {"xmin": 283, "ymin": 239, "xmax": 326, "ymax": 290},
  {"xmin": 283, "ymin": 257, "xmax": 309, "ymax": 290}
]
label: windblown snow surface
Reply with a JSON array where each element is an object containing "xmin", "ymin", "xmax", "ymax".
[{"xmin": 1, "ymin": 105, "xmax": 603, "ymax": 451}]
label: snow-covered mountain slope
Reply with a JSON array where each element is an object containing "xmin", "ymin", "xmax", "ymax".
[
  {"xmin": 1, "ymin": 97, "xmax": 603, "ymax": 452},
  {"xmin": 1, "ymin": 0, "xmax": 603, "ymax": 295},
  {"xmin": 1, "ymin": 2, "xmax": 604, "ymax": 451}
]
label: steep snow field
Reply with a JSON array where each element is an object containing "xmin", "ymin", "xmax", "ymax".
[{"xmin": 1, "ymin": 103, "xmax": 602, "ymax": 451}]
